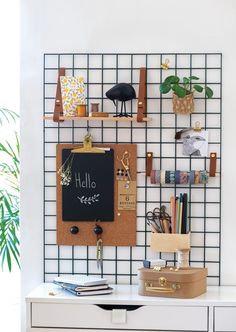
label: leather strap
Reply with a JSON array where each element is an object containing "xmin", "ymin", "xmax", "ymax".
[
  {"xmin": 209, "ymin": 152, "xmax": 217, "ymax": 177},
  {"xmin": 53, "ymin": 68, "xmax": 65, "ymax": 122},
  {"xmin": 146, "ymin": 152, "xmax": 153, "ymax": 176},
  {"xmin": 137, "ymin": 67, "xmax": 146, "ymax": 122}
]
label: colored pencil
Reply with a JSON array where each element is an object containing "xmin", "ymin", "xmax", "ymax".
[
  {"xmin": 179, "ymin": 193, "xmax": 183, "ymax": 234},
  {"xmin": 176, "ymin": 196, "xmax": 180, "ymax": 234},
  {"xmin": 170, "ymin": 196, "xmax": 176, "ymax": 233}
]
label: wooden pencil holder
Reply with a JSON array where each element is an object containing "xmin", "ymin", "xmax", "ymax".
[{"xmin": 150, "ymin": 233, "xmax": 190, "ymax": 253}]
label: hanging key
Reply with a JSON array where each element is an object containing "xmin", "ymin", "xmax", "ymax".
[
  {"xmin": 94, "ymin": 224, "xmax": 103, "ymax": 270},
  {"xmin": 96, "ymin": 238, "xmax": 103, "ymax": 270}
]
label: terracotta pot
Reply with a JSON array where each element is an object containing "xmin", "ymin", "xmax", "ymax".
[{"xmin": 173, "ymin": 93, "xmax": 194, "ymax": 114}]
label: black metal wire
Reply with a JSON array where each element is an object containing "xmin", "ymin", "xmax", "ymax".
[
  {"xmin": 43, "ymin": 54, "xmax": 46, "ymax": 282},
  {"xmin": 43, "ymin": 53, "xmax": 222, "ymax": 285}
]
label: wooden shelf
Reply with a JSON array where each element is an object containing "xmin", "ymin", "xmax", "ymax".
[{"xmin": 43, "ymin": 115, "xmax": 151, "ymax": 122}]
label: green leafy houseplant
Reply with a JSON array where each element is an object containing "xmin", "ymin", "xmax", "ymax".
[
  {"xmin": 0, "ymin": 108, "xmax": 20, "ymax": 271},
  {"xmin": 159, "ymin": 75, "xmax": 214, "ymax": 98},
  {"xmin": 159, "ymin": 75, "xmax": 213, "ymax": 114}
]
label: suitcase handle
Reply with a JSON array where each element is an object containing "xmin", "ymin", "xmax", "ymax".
[
  {"xmin": 145, "ymin": 286, "xmax": 176, "ymax": 293},
  {"xmin": 145, "ymin": 282, "xmax": 181, "ymax": 293}
]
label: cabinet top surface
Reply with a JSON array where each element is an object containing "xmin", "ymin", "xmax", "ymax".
[{"xmin": 26, "ymin": 283, "xmax": 236, "ymax": 306}]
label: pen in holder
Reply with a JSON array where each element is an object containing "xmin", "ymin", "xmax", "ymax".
[{"xmin": 147, "ymin": 194, "xmax": 190, "ymax": 253}]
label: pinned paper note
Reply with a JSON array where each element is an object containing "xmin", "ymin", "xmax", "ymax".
[
  {"xmin": 118, "ymin": 181, "xmax": 136, "ymax": 211},
  {"xmin": 182, "ymin": 130, "xmax": 208, "ymax": 157},
  {"xmin": 60, "ymin": 76, "xmax": 85, "ymax": 116}
]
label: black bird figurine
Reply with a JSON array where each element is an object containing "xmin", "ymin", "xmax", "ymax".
[{"xmin": 105, "ymin": 83, "xmax": 136, "ymax": 117}]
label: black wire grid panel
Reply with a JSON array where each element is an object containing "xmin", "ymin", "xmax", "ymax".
[{"xmin": 43, "ymin": 53, "xmax": 222, "ymax": 285}]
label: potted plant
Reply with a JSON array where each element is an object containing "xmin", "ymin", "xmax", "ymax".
[
  {"xmin": 0, "ymin": 108, "xmax": 20, "ymax": 271},
  {"xmin": 159, "ymin": 75, "xmax": 214, "ymax": 114}
]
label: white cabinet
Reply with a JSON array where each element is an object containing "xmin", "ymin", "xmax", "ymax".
[{"xmin": 26, "ymin": 284, "xmax": 236, "ymax": 332}]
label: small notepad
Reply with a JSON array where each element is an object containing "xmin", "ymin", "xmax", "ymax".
[{"xmin": 54, "ymin": 275, "xmax": 108, "ymax": 286}]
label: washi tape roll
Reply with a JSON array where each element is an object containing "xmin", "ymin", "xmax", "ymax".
[
  {"xmin": 190, "ymin": 170, "xmax": 195, "ymax": 185},
  {"xmin": 175, "ymin": 170, "xmax": 181, "ymax": 184},
  {"xmin": 165, "ymin": 170, "xmax": 171, "ymax": 184},
  {"xmin": 194, "ymin": 170, "xmax": 200, "ymax": 184},
  {"xmin": 150, "ymin": 170, "xmax": 162, "ymax": 184},
  {"xmin": 180, "ymin": 171, "xmax": 188, "ymax": 184},
  {"xmin": 150, "ymin": 170, "xmax": 156, "ymax": 184},
  {"xmin": 156, "ymin": 170, "xmax": 161, "ymax": 184},
  {"xmin": 200, "ymin": 170, "xmax": 208, "ymax": 184},
  {"xmin": 199, "ymin": 171, "xmax": 203, "ymax": 184},
  {"xmin": 170, "ymin": 170, "xmax": 175, "ymax": 184},
  {"xmin": 160, "ymin": 170, "xmax": 166, "ymax": 184},
  {"xmin": 150, "ymin": 169, "xmax": 208, "ymax": 185}
]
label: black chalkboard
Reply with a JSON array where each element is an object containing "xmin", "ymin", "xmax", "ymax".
[{"xmin": 62, "ymin": 149, "xmax": 114, "ymax": 221}]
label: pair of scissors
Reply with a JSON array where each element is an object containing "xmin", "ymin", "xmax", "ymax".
[
  {"xmin": 146, "ymin": 207, "xmax": 164, "ymax": 233},
  {"xmin": 146, "ymin": 206, "xmax": 171, "ymax": 233},
  {"xmin": 117, "ymin": 151, "xmax": 131, "ymax": 181}
]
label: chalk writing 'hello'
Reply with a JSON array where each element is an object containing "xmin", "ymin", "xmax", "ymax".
[{"xmin": 74, "ymin": 173, "xmax": 97, "ymax": 189}]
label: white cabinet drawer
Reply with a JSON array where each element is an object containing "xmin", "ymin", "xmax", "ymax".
[
  {"xmin": 32, "ymin": 303, "xmax": 208, "ymax": 331},
  {"xmin": 215, "ymin": 307, "xmax": 236, "ymax": 331},
  {"xmin": 28, "ymin": 330, "xmax": 202, "ymax": 332},
  {"xmin": 28, "ymin": 330, "xmax": 203, "ymax": 332}
]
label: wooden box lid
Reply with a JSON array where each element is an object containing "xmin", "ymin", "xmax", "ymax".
[{"xmin": 138, "ymin": 267, "xmax": 208, "ymax": 283}]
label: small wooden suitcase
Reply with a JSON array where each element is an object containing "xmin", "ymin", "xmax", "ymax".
[{"xmin": 138, "ymin": 267, "xmax": 207, "ymax": 298}]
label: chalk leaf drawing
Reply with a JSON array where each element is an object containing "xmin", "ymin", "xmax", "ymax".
[{"xmin": 77, "ymin": 194, "xmax": 100, "ymax": 205}]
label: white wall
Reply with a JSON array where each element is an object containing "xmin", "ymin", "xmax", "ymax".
[{"xmin": 21, "ymin": 0, "xmax": 236, "ymax": 330}]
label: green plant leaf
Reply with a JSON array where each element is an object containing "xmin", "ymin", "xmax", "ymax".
[
  {"xmin": 173, "ymin": 84, "xmax": 187, "ymax": 97},
  {"xmin": 193, "ymin": 84, "xmax": 204, "ymax": 93},
  {"xmin": 205, "ymin": 86, "xmax": 214, "ymax": 98},
  {"xmin": 164, "ymin": 75, "xmax": 180, "ymax": 84},
  {"xmin": 6, "ymin": 246, "xmax": 12, "ymax": 272},
  {"xmin": 1, "ymin": 247, "xmax": 6, "ymax": 270},
  {"xmin": 0, "ymin": 108, "xmax": 20, "ymax": 272},
  {"xmin": 0, "ymin": 108, "xmax": 18, "ymax": 126},
  {"xmin": 189, "ymin": 76, "xmax": 199, "ymax": 80},
  {"xmin": 159, "ymin": 83, "xmax": 171, "ymax": 94},
  {"xmin": 183, "ymin": 77, "xmax": 190, "ymax": 85},
  {"xmin": 8, "ymin": 239, "xmax": 20, "ymax": 268}
]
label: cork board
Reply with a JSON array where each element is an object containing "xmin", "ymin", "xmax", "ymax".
[{"xmin": 56, "ymin": 144, "xmax": 137, "ymax": 246}]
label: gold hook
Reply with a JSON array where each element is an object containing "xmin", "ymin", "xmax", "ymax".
[{"xmin": 161, "ymin": 58, "xmax": 170, "ymax": 70}]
